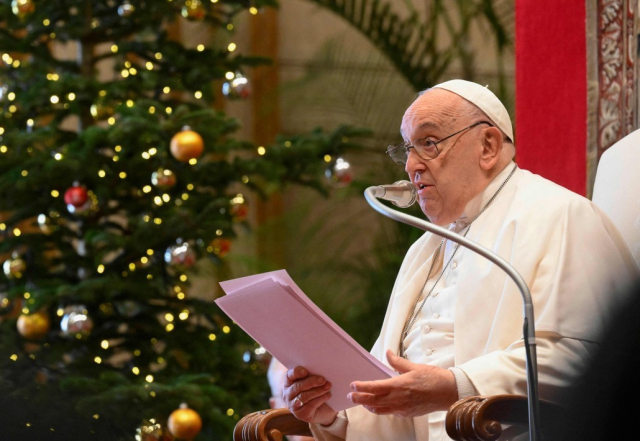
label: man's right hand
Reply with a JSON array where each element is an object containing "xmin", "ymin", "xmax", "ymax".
[{"xmin": 283, "ymin": 366, "xmax": 338, "ymax": 426}]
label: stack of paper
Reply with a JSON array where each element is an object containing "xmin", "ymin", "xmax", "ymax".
[{"xmin": 215, "ymin": 270, "xmax": 395, "ymax": 411}]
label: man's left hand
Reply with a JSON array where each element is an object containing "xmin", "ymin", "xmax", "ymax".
[{"xmin": 348, "ymin": 350, "xmax": 459, "ymax": 418}]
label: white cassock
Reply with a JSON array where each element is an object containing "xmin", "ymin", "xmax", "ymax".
[{"xmin": 311, "ymin": 163, "xmax": 638, "ymax": 441}]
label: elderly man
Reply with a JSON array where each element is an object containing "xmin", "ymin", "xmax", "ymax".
[{"xmin": 282, "ymin": 80, "xmax": 638, "ymax": 440}]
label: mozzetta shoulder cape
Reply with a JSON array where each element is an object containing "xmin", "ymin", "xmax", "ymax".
[{"xmin": 313, "ymin": 167, "xmax": 638, "ymax": 441}]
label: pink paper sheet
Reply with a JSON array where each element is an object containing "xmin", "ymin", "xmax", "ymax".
[{"xmin": 216, "ymin": 270, "xmax": 395, "ymax": 411}]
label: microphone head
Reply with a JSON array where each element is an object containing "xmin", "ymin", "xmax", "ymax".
[{"xmin": 391, "ymin": 180, "xmax": 417, "ymax": 208}]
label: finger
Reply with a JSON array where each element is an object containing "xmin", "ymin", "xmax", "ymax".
[
  {"xmin": 386, "ymin": 349, "xmax": 416, "ymax": 374},
  {"xmin": 295, "ymin": 382, "xmax": 332, "ymax": 407},
  {"xmin": 350, "ymin": 379, "xmax": 392, "ymax": 395},
  {"xmin": 284, "ymin": 366, "xmax": 309, "ymax": 386},
  {"xmin": 284, "ymin": 375, "xmax": 328, "ymax": 401},
  {"xmin": 291, "ymin": 391, "xmax": 332, "ymax": 421},
  {"xmin": 348, "ymin": 391, "xmax": 388, "ymax": 407}
]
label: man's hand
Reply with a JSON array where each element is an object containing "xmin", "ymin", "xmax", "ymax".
[
  {"xmin": 348, "ymin": 350, "xmax": 459, "ymax": 418},
  {"xmin": 283, "ymin": 366, "xmax": 338, "ymax": 426}
]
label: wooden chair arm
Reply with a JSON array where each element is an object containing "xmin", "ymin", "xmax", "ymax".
[
  {"xmin": 234, "ymin": 408, "xmax": 312, "ymax": 441},
  {"xmin": 445, "ymin": 394, "xmax": 567, "ymax": 441}
]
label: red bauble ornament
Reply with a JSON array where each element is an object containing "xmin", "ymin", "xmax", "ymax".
[
  {"xmin": 64, "ymin": 183, "xmax": 89, "ymax": 207},
  {"xmin": 210, "ymin": 238, "xmax": 231, "ymax": 258}
]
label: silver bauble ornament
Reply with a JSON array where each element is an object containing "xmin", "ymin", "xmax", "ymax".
[
  {"xmin": 117, "ymin": 0, "xmax": 135, "ymax": 17},
  {"xmin": 37, "ymin": 212, "xmax": 60, "ymax": 235},
  {"xmin": 3, "ymin": 254, "xmax": 26, "ymax": 279},
  {"xmin": 325, "ymin": 157, "xmax": 353, "ymax": 185},
  {"xmin": 164, "ymin": 240, "xmax": 196, "ymax": 272},
  {"xmin": 222, "ymin": 72, "xmax": 251, "ymax": 99},
  {"xmin": 60, "ymin": 305, "xmax": 93, "ymax": 338}
]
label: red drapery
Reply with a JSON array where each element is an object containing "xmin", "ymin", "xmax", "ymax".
[{"xmin": 515, "ymin": 0, "xmax": 587, "ymax": 195}]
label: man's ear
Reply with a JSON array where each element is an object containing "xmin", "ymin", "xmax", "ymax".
[{"xmin": 479, "ymin": 126, "xmax": 503, "ymax": 170}]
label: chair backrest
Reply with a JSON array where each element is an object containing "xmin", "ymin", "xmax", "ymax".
[{"xmin": 592, "ymin": 128, "xmax": 640, "ymax": 268}]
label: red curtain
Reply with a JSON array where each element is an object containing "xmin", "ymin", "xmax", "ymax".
[{"xmin": 515, "ymin": 0, "xmax": 587, "ymax": 195}]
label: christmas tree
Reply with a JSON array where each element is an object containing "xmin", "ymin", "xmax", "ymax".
[{"xmin": 0, "ymin": 0, "xmax": 364, "ymax": 438}]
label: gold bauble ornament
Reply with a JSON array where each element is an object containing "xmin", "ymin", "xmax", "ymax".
[
  {"xmin": 170, "ymin": 126, "xmax": 204, "ymax": 162},
  {"xmin": 12, "ymin": 0, "xmax": 35, "ymax": 19},
  {"xmin": 167, "ymin": 404, "xmax": 202, "ymax": 440},
  {"xmin": 17, "ymin": 311, "xmax": 51, "ymax": 340}
]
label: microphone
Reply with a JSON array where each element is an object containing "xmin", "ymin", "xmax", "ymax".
[{"xmin": 370, "ymin": 181, "xmax": 417, "ymax": 208}]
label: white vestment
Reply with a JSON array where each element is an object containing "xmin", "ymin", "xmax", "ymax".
[{"xmin": 311, "ymin": 165, "xmax": 638, "ymax": 441}]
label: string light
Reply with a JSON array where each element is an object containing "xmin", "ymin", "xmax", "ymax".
[
  {"xmin": 98, "ymin": 170, "xmax": 106, "ymax": 178},
  {"xmin": 126, "ymin": 99, "xmax": 134, "ymax": 107},
  {"xmin": 149, "ymin": 106, "xmax": 155, "ymax": 114},
  {"xmin": 111, "ymin": 44, "xmax": 118, "ymax": 53},
  {"xmin": 13, "ymin": 228, "xmax": 21, "ymax": 236},
  {"xmin": 227, "ymin": 23, "xmax": 233, "ymax": 30},
  {"xmin": 284, "ymin": 141, "xmax": 292, "ymax": 147},
  {"xmin": 94, "ymin": 357, "xmax": 102, "ymax": 364},
  {"xmin": 97, "ymin": 265, "xmax": 105, "ymax": 273},
  {"xmin": 148, "ymin": 147, "xmax": 157, "ymax": 155},
  {"xmin": 54, "ymin": 153, "xmax": 63, "ymax": 160},
  {"xmin": 146, "ymin": 62, "xmax": 153, "ymax": 70},
  {"xmin": 153, "ymin": 218, "xmax": 162, "ymax": 225},
  {"xmin": 132, "ymin": 367, "xmax": 140, "ymax": 375},
  {"xmin": 227, "ymin": 42, "xmax": 237, "ymax": 52},
  {"xmin": 177, "ymin": 292, "xmax": 185, "ymax": 300},
  {"xmin": 10, "ymin": 354, "xmax": 18, "ymax": 361},
  {"xmin": 163, "ymin": 86, "xmax": 171, "ymax": 93},
  {"xmin": 7, "ymin": 92, "xmax": 15, "ymax": 101},
  {"xmin": 209, "ymin": 333, "xmax": 216, "ymax": 341},
  {"xmin": 187, "ymin": 184, "xmax": 194, "ymax": 190},
  {"xmin": 108, "ymin": 117, "xmax": 116, "ymax": 125},
  {"xmin": 0, "ymin": 223, "xmax": 5, "ymax": 230},
  {"xmin": 129, "ymin": 67, "xmax": 137, "ymax": 75},
  {"xmin": 119, "ymin": 172, "xmax": 127, "ymax": 179},
  {"xmin": 147, "ymin": 249, "xmax": 154, "ymax": 256},
  {"xmin": 9, "ymin": 105, "xmax": 17, "ymax": 113},
  {"xmin": 50, "ymin": 95, "xmax": 59, "ymax": 104},
  {"xmin": 0, "ymin": 146, "xmax": 6, "ymax": 153},
  {"xmin": 101, "ymin": 340, "xmax": 109, "ymax": 349},
  {"xmin": 249, "ymin": 7, "xmax": 258, "ymax": 14},
  {"xmin": 155, "ymin": 52, "xmax": 163, "ymax": 60},
  {"xmin": 180, "ymin": 275, "xmax": 188, "ymax": 282},
  {"xmin": 194, "ymin": 91, "xmax": 202, "ymax": 99},
  {"xmin": 68, "ymin": 93, "xmax": 76, "ymax": 101},
  {"xmin": 113, "ymin": 155, "xmax": 119, "ymax": 162},
  {"xmin": 166, "ymin": 107, "xmax": 172, "ymax": 115},
  {"xmin": 216, "ymin": 229, "xmax": 223, "ymax": 236},
  {"xmin": 142, "ymin": 152, "xmax": 150, "ymax": 159},
  {"xmin": 324, "ymin": 154, "xmax": 332, "ymax": 162},
  {"xmin": 188, "ymin": 158, "xmax": 197, "ymax": 165},
  {"xmin": 162, "ymin": 194, "xmax": 170, "ymax": 202},
  {"xmin": 51, "ymin": 190, "xmax": 59, "ymax": 197},
  {"xmin": 43, "ymin": 19, "xmax": 50, "ymax": 26},
  {"xmin": 115, "ymin": 145, "xmax": 122, "ymax": 152},
  {"xmin": 197, "ymin": 44, "xmax": 205, "ymax": 51},
  {"xmin": 223, "ymin": 326, "xmax": 231, "ymax": 333},
  {"xmin": 179, "ymin": 310, "xmax": 189, "ymax": 320},
  {"xmin": 227, "ymin": 409, "xmax": 234, "ymax": 416},
  {"xmin": 257, "ymin": 146, "xmax": 266, "ymax": 155},
  {"xmin": 165, "ymin": 323, "xmax": 174, "ymax": 332},
  {"xmin": 143, "ymin": 185, "xmax": 152, "ymax": 193}
]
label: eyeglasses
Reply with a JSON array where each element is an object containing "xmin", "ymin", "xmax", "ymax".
[{"xmin": 386, "ymin": 121, "xmax": 493, "ymax": 165}]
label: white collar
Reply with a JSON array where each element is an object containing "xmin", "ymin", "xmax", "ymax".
[{"xmin": 453, "ymin": 161, "xmax": 517, "ymax": 228}]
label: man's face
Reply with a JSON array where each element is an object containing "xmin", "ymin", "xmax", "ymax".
[{"xmin": 401, "ymin": 89, "xmax": 485, "ymax": 226}]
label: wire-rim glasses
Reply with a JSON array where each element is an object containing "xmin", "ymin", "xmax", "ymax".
[{"xmin": 386, "ymin": 121, "xmax": 493, "ymax": 165}]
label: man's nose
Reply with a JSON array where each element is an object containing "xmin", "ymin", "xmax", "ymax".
[{"xmin": 404, "ymin": 149, "xmax": 425, "ymax": 175}]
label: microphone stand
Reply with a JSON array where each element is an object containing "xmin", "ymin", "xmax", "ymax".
[{"xmin": 364, "ymin": 187, "xmax": 542, "ymax": 441}]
